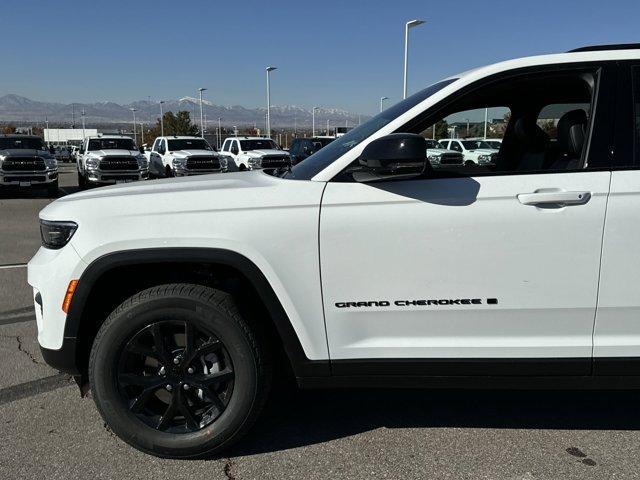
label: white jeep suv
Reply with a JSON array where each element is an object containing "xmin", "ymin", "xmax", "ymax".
[
  {"xmin": 148, "ymin": 136, "xmax": 229, "ymax": 178},
  {"xmin": 28, "ymin": 44, "xmax": 640, "ymax": 458},
  {"xmin": 77, "ymin": 135, "xmax": 148, "ymax": 188},
  {"xmin": 220, "ymin": 136, "xmax": 291, "ymax": 171}
]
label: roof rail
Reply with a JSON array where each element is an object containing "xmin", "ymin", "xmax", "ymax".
[{"xmin": 569, "ymin": 43, "xmax": 640, "ymax": 53}]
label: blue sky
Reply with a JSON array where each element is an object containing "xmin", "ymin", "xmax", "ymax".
[{"xmin": 2, "ymin": 0, "xmax": 640, "ymax": 115}]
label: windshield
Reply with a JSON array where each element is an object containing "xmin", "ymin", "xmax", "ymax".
[
  {"xmin": 425, "ymin": 140, "xmax": 442, "ymax": 149},
  {"xmin": 167, "ymin": 139, "xmax": 212, "ymax": 151},
  {"xmin": 88, "ymin": 138, "xmax": 136, "ymax": 151},
  {"xmin": 0, "ymin": 137, "xmax": 45, "ymax": 150},
  {"xmin": 462, "ymin": 140, "xmax": 493, "ymax": 150},
  {"xmin": 312, "ymin": 138, "xmax": 335, "ymax": 148},
  {"xmin": 240, "ymin": 139, "xmax": 278, "ymax": 151},
  {"xmin": 287, "ymin": 78, "xmax": 457, "ymax": 180}
]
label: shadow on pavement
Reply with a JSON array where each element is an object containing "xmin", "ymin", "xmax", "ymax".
[{"xmin": 229, "ymin": 387, "xmax": 640, "ymax": 457}]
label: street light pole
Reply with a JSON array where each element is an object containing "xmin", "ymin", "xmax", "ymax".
[
  {"xmin": 484, "ymin": 107, "xmax": 488, "ymax": 140},
  {"xmin": 140, "ymin": 122, "xmax": 144, "ymax": 145},
  {"xmin": 380, "ymin": 96, "xmax": 389, "ymax": 112},
  {"xmin": 198, "ymin": 88, "xmax": 207, "ymax": 138},
  {"xmin": 266, "ymin": 66, "xmax": 277, "ymax": 138},
  {"xmin": 217, "ymin": 117, "xmax": 222, "ymax": 149},
  {"xmin": 81, "ymin": 109, "xmax": 86, "ymax": 140},
  {"xmin": 159, "ymin": 101, "xmax": 165, "ymax": 137},
  {"xmin": 326, "ymin": 119, "xmax": 330, "ymax": 135},
  {"xmin": 312, "ymin": 106, "xmax": 319, "ymax": 136},
  {"xmin": 130, "ymin": 108, "xmax": 137, "ymax": 144},
  {"xmin": 403, "ymin": 19, "xmax": 425, "ymax": 99}
]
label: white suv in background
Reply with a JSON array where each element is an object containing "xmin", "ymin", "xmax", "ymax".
[
  {"xmin": 220, "ymin": 136, "xmax": 291, "ymax": 171},
  {"xmin": 148, "ymin": 136, "xmax": 229, "ymax": 177},
  {"xmin": 438, "ymin": 138, "xmax": 498, "ymax": 165}
]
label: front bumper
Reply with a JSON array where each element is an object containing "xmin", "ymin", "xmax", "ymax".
[
  {"xmin": 28, "ymin": 244, "xmax": 86, "ymax": 375},
  {"xmin": 86, "ymin": 168, "xmax": 148, "ymax": 184},
  {"xmin": 40, "ymin": 339, "xmax": 79, "ymax": 375},
  {"xmin": 173, "ymin": 167, "xmax": 227, "ymax": 176},
  {"xmin": 0, "ymin": 168, "xmax": 58, "ymax": 186}
]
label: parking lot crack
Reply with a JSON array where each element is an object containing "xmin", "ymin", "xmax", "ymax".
[
  {"xmin": 1, "ymin": 333, "xmax": 42, "ymax": 365},
  {"xmin": 223, "ymin": 458, "xmax": 237, "ymax": 480}
]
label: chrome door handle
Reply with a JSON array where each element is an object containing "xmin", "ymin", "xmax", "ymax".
[{"xmin": 517, "ymin": 190, "xmax": 591, "ymax": 206}]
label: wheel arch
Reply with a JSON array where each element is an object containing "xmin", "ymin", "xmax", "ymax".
[{"xmin": 66, "ymin": 248, "xmax": 329, "ymax": 382}]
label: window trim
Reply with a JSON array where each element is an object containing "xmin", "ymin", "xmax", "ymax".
[{"xmin": 331, "ymin": 62, "xmax": 618, "ymax": 183}]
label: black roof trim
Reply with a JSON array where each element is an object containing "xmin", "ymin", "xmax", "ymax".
[{"xmin": 569, "ymin": 43, "xmax": 640, "ymax": 53}]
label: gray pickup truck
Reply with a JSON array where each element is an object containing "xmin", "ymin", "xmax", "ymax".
[{"xmin": 0, "ymin": 135, "xmax": 58, "ymax": 195}]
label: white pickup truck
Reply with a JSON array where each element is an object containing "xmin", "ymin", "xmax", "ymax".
[
  {"xmin": 438, "ymin": 138, "xmax": 498, "ymax": 165},
  {"xmin": 219, "ymin": 136, "xmax": 291, "ymax": 171},
  {"xmin": 28, "ymin": 43, "xmax": 640, "ymax": 458},
  {"xmin": 148, "ymin": 136, "xmax": 229, "ymax": 177},
  {"xmin": 76, "ymin": 135, "xmax": 148, "ymax": 188}
]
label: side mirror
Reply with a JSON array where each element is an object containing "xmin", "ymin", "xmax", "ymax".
[
  {"xmin": 139, "ymin": 146, "xmax": 144, "ymax": 154},
  {"xmin": 358, "ymin": 133, "xmax": 428, "ymax": 178}
]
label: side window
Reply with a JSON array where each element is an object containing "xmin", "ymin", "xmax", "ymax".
[
  {"xmin": 414, "ymin": 69, "xmax": 597, "ymax": 176},
  {"xmin": 290, "ymin": 140, "xmax": 300, "ymax": 155},
  {"xmin": 449, "ymin": 141, "xmax": 463, "ymax": 152},
  {"xmin": 438, "ymin": 140, "xmax": 449, "ymax": 149},
  {"xmin": 152, "ymin": 139, "xmax": 160, "ymax": 152},
  {"xmin": 221, "ymin": 139, "xmax": 229, "ymax": 152},
  {"xmin": 232, "ymin": 140, "xmax": 239, "ymax": 152},
  {"xmin": 634, "ymin": 67, "xmax": 640, "ymax": 166}
]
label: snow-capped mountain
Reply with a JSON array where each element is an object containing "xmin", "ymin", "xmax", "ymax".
[{"xmin": 0, "ymin": 94, "xmax": 368, "ymax": 128}]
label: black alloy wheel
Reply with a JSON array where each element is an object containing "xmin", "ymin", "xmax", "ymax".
[{"xmin": 117, "ymin": 320, "xmax": 235, "ymax": 433}]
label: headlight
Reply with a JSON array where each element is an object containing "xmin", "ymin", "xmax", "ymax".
[
  {"xmin": 136, "ymin": 155, "xmax": 148, "ymax": 169},
  {"xmin": 477, "ymin": 155, "xmax": 492, "ymax": 164},
  {"xmin": 86, "ymin": 158, "xmax": 99, "ymax": 169},
  {"xmin": 44, "ymin": 157, "xmax": 57, "ymax": 168},
  {"xmin": 427, "ymin": 154, "xmax": 441, "ymax": 164},
  {"xmin": 248, "ymin": 157, "xmax": 262, "ymax": 168},
  {"xmin": 40, "ymin": 220, "xmax": 78, "ymax": 250},
  {"xmin": 172, "ymin": 157, "xmax": 186, "ymax": 168}
]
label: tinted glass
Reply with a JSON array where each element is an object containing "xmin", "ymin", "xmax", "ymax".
[
  {"xmin": 240, "ymin": 139, "xmax": 278, "ymax": 151},
  {"xmin": 167, "ymin": 139, "xmax": 212, "ymax": 151},
  {"xmin": 0, "ymin": 137, "xmax": 45, "ymax": 150},
  {"xmin": 287, "ymin": 78, "xmax": 457, "ymax": 179},
  {"xmin": 461, "ymin": 140, "xmax": 493, "ymax": 149},
  {"xmin": 88, "ymin": 138, "xmax": 135, "ymax": 151}
]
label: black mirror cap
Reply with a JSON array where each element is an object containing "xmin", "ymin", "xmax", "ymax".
[{"xmin": 359, "ymin": 133, "xmax": 428, "ymax": 175}]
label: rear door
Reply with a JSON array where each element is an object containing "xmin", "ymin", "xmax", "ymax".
[{"xmin": 594, "ymin": 63, "xmax": 640, "ymax": 373}]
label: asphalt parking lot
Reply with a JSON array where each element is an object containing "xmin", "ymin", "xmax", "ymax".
[{"xmin": 2, "ymin": 164, "xmax": 640, "ymax": 479}]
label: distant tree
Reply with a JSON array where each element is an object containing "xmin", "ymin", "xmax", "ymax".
[
  {"xmin": 2, "ymin": 124, "xmax": 17, "ymax": 134},
  {"xmin": 145, "ymin": 110, "xmax": 199, "ymax": 145}
]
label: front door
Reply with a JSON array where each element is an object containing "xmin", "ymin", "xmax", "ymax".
[{"xmin": 320, "ymin": 65, "xmax": 615, "ymax": 375}]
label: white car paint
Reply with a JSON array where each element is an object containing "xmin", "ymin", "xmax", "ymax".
[
  {"xmin": 27, "ymin": 46, "xmax": 640, "ymax": 373},
  {"xmin": 148, "ymin": 136, "xmax": 228, "ymax": 177},
  {"xmin": 219, "ymin": 136, "xmax": 290, "ymax": 171},
  {"xmin": 77, "ymin": 135, "xmax": 148, "ymax": 185}
]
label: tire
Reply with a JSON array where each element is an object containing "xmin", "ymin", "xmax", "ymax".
[
  {"xmin": 46, "ymin": 180, "xmax": 59, "ymax": 197},
  {"xmin": 165, "ymin": 165, "xmax": 174, "ymax": 178},
  {"xmin": 238, "ymin": 164, "xmax": 247, "ymax": 172},
  {"xmin": 89, "ymin": 284, "xmax": 270, "ymax": 458},
  {"xmin": 77, "ymin": 170, "xmax": 86, "ymax": 189}
]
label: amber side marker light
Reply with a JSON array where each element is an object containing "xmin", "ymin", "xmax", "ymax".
[{"xmin": 62, "ymin": 280, "xmax": 79, "ymax": 313}]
